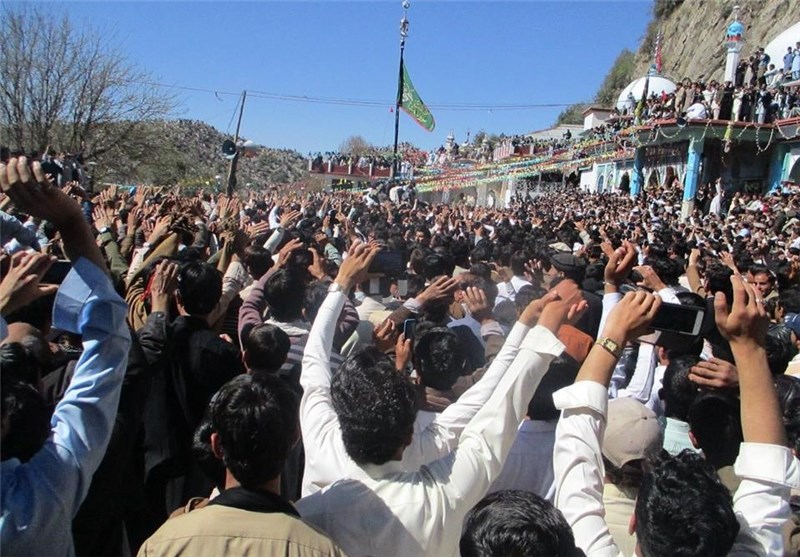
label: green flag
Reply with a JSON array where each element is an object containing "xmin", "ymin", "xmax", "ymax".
[{"xmin": 399, "ymin": 63, "xmax": 435, "ymax": 132}]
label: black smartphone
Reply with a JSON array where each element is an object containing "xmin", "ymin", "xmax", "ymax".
[
  {"xmin": 403, "ymin": 318, "xmax": 417, "ymax": 341},
  {"xmin": 369, "ymin": 250, "xmax": 405, "ymax": 277},
  {"xmin": 650, "ymin": 302, "xmax": 705, "ymax": 335},
  {"xmin": 42, "ymin": 259, "xmax": 72, "ymax": 285}
]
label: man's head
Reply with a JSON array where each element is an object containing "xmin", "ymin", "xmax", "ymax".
[
  {"xmin": 209, "ymin": 374, "xmax": 299, "ymax": 490},
  {"xmin": 1, "ymin": 380, "xmax": 50, "ymax": 463},
  {"xmin": 460, "ymin": 490, "xmax": 581, "ymax": 557},
  {"xmin": 687, "ymin": 391, "xmax": 742, "ymax": 469},
  {"xmin": 242, "ymin": 245, "xmax": 273, "ymax": 281},
  {"xmin": 331, "ymin": 346, "xmax": 418, "ymax": 465},
  {"xmin": 263, "ymin": 268, "xmax": 306, "ymax": 323},
  {"xmin": 177, "ymin": 261, "xmax": 222, "ymax": 317},
  {"xmin": 635, "ymin": 450, "xmax": 739, "ymax": 557},
  {"xmin": 242, "ymin": 323, "xmax": 291, "ymax": 375},
  {"xmin": 602, "ymin": 398, "xmax": 662, "ymax": 487},
  {"xmin": 660, "ymin": 355, "xmax": 701, "ymax": 421},
  {"xmin": 414, "ymin": 328, "xmax": 467, "ymax": 392},
  {"xmin": 749, "ymin": 265, "xmax": 774, "ymax": 298}
]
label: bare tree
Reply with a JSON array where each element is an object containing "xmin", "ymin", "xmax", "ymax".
[
  {"xmin": 0, "ymin": 5, "xmax": 174, "ymax": 174},
  {"xmin": 338, "ymin": 135, "xmax": 372, "ymax": 157}
]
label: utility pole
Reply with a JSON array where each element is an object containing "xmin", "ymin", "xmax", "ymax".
[{"xmin": 226, "ymin": 90, "xmax": 247, "ymax": 197}]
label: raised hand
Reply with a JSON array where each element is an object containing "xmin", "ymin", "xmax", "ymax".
[
  {"xmin": 537, "ymin": 280, "xmax": 585, "ymax": 334},
  {"xmin": 463, "ymin": 286, "xmax": 492, "ymax": 323},
  {"xmin": 149, "ymin": 260, "xmax": 179, "ymax": 314},
  {"xmin": 689, "ymin": 357, "xmax": 739, "ymax": 389},
  {"xmin": 395, "ymin": 333, "xmax": 412, "ymax": 372},
  {"xmin": 276, "ymin": 238, "xmax": 304, "ymax": 268},
  {"xmin": 601, "ymin": 290, "xmax": 662, "ymax": 345},
  {"xmin": 416, "ymin": 276, "xmax": 459, "ymax": 307},
  {"xmin": 714, "ymin": 275, "xmax": 768, "ymax": 347},
  {"xmin": 633, "ymin": 264, "xmax": 667, "ymax": 291},
  {"xmin": 280, "ymin": 209, "xmax": 302, "ymax": 229},
  {"xmin": 0, "ymin": 251, "xmax": 59, "ymax": 316},
  {"xmin": 0, "ymin": 157, "xmax": 82, "ymax": 227},
  {"xmin": 602, "ymin": 240, "xmax": 638, "ymax": 289},
  {"xmin": 334, "ymin": 240, "xmax": 380, "ymax": 290}
]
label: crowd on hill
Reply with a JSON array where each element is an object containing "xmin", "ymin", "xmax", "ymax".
[
  {"xmin": 3, "ymin": 149, "xmax": 800, "ymax": 556},
  {"xmin": 617, "ymin": 45, "xmax": 800, "ymax": 126}
]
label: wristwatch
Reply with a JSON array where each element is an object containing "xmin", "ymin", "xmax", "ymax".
[
  {"xmin": 595, "ymin": 337, "xmax": 623, "ymax": 359},
  {"xmin": 328, "ymin": 282, "xmax": 345, "ymax": 294}
]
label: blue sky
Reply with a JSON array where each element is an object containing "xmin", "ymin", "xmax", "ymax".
[{"xmin": 48, "ymin": 1, "xmax": 652, "ymax": 153}]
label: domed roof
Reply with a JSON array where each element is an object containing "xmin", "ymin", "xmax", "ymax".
[
  {"xmin": 616, "ymin": 74, "xmax": 677, "ymax": 111},
  {"xmin": 765, "ymin": 21, "xmax": 800, "ymax": 71},
  {"xmin": 726, "ymin": 20, "xmax": 744, "ymax": 39}
]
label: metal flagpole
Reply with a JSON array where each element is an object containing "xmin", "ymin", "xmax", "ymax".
[{"xmin": 392, "ymin": 1, "xmax": 410, "ymax": 179}]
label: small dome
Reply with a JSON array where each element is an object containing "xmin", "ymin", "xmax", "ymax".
[
  {"xmin": 616, "ymin": 75, "xmax": 677, "ymax": 111},
  {"xmin": 765, "ymin": 21, "xmax": 800, "ymax": 70},
  {"xmin": 726, "ymin": 20, "xmax": 744, "ymax": 38}
]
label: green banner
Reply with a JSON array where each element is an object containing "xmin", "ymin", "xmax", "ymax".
[{"xmin": 399, "ymin": 63, "xmax": 435, "ymax": 132}]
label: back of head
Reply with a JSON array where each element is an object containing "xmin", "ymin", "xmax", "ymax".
[
  {"xmin": 210, "ymin": 374, "xmax": 299, "ymax": 489},
  {"xmin": 687, "ymin": 392, "xmax": 743, "ymax": 469},
  {"xmin": 460, "ymin": 490, "xmax": 581, "ymax": 557},
  {"xmin": 264, "ymin": 268, "xmax": 306, "ymax": 322},
  {"xmin": 1, "ymin": 380, "xmax": 50, "ymax": 463},
  {"xmin": 178, "ymin": 261, "xmax": 222, "ymax": 316},
  {"xmin": 243, "ymin": 245, "xmax": 273, "ymax": 280},
  {"xmin": 635, "ymin": 450, "xmax": 738, "ymax": 557},
  {"xmin": 243, "ymin": 323, "xmax": 291, "ymax": 374},
  {"xmin": 766, "ymin": 326, "xmax": 796, "ymax": 375},
  {"xmin": 775, "ymin": 374, "xmax": 800, "ymax": 455},
  {"xmin": 331, "ymin": 346, "xmax": 418, "ymax": 465},
  {"xmin": 661, "ymin": 355, "xmax": 701, "ymax": 421},
  {"xmin": 780, "ymin": 286, "xmax": 800, "ymax": 315},
  {"xmin": 527, "ymin": 355, "xmax": 579, "ymax": 421},
  {"xmin": 515, "ymin": 284, "xmax": 546, "ymax": 316},
  {"xmin": 414, "ymin": 328, "xmax": 467, "ymax": 391},
  {"xmin": 705, "ymin": 263, "xmax": 734, "ymax": 301}
]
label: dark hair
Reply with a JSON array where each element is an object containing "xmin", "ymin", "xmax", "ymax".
[
  {"xmin": 780, "ymin": 287, "xmax": 800, "ymax": 315},
  {"xmin": 470, "ymin": 275, "xmax": 499, "ymax": 308},
  {"xmin": 1, "ymin": 380, "xmax": 50, "ymax": 462},
  {"xmin": 423, "ymin": 252, "xmax": 454, "ymax": 281},
  {"xmin": 460, "ymin": 490, "xmax": 582, "ymax": 557},
  {"xmin": 510, "ymin": 250, "xmax": 531, "ymax": 277},
  {"xmin": 331, "ymin": 346, "xmax": 418, "ymax": 464},
  {"xmin": 766, "ymin": 326, "xmax": 797, "ymax": 375},
  {"xmin": 192, "ymin": 416, "xmax": 226, "ymax": 490},
  {"xmin": 515, "ymin": 284, "xmax": 545, "ymax": 315},
  {"xmin": 243, "ymin": 245, "xmax": 273, "ymax": 280},
  {"xmin": 470, "ymin": 243, "xmax": 492, "ymax": 264},
  {"xmin": 302, "ymin": 280, "xmax": 331, "ymax": 323},
  {"xmin": 178, "ymin": 261, "xmax": 222, "ymax": 316},
  {"xmin": 414, "ymin": 328, "xmax": 466, "ymax": 391},
  {"xmin": 687, "ymin": 392, "xmax": 742, "ymax": 469},
  {"xmin": 210, "ymin": 374, "xmax": 299, "ymax": 489},
  {"xmin": 263, "ymin": 268, "xmax": 306, "ymax": 322},
  {"xmin": 469, "ymin": 262, "xmax": 492, "ymax": 281},
  {"xmin": 635, "ymin": 450, "xmax": 739, "ymax": 557},
  {"xmin": 409, "ymin": 247, "xmax": 430, "ymax": 276},
  {"xmin": 661, "ymin": 355, "xmax": 701, "ymax": 421},
  {"xmin": 705, "ymin": 263, "xmax": 734, "ymax": 302},
  {"xmin": 527, "ymin": 354, "xmax": 579, "ymax": 421},
  {"xmin": 243, "ymin": 323, "xmax": 291, "ymax": 374},
  {"xmin": 0, "ymin": 342, "xmax": 43, "ymax": 385},
  {"xmin": 775, "ymin": 374, "xmax": 800, "ymax": 454}
]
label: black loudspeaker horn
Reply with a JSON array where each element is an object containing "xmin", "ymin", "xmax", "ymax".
[
  {"xmin": 676, "ymin": 117, "xmax": 688, "ymax": 128},
  {"xmin": 222, "ymin": 139, "xmax": 237, "ymax": 160}
]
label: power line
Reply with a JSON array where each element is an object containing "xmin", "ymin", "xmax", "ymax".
[{"xmin": 130, "ymin": 78, "xmax": 590, "ymax": 112}]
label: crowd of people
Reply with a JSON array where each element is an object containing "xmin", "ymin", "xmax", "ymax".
[
  {"xmin": 310, "ymin": 143, "xmax": 428, "ymax": 171},
  {"xmin": 2, "ymin": 150, "xmax": 800, "ymax": 557}
]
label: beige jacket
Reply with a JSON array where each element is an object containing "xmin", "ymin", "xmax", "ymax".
[{"xmin": 139, "ymin": 504, "xmax": 347, "ymax": 557}]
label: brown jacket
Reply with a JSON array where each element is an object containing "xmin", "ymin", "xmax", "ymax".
[{"xmin": 139, "ymin": 502, "xmax": 347, "ymax": 557}]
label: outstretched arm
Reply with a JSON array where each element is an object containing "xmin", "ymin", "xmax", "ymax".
[{"xmin": 554, "ymin": 291, "xmax": 660, "ymax": 556}]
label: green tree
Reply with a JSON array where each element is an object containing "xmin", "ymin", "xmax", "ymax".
[
  {"xmin": 556, "ymin": 104, "xmax": 590, "ymax": 125},
  {"xmin": 594, "ymin": 49, "xmax": 636, "ymax": 106}
]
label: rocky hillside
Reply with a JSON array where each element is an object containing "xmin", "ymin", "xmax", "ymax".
[
  {"xmin": 105, "ymin": 119, "xmax": 308, "ymax": 188},
  {"xmin": 557, "ymin": 0, "xmax": 800, "ymax": 124},
  {"xmin": 632, "ymin": 0, "xmax": 800, "ymax": 83}
]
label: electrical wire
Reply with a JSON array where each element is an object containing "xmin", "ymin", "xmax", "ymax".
[{"xmin": 128, "ymin": 78, "xmax": 589, "ymax": 112}]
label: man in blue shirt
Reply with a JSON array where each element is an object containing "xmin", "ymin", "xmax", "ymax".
[{"xmin": 0, "ymin": 156, "xmax": 131, "ymax": 556}]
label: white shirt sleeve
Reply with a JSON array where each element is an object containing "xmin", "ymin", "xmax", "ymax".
[
  {"xmin": 553, "ymin": 380, "xmax": 622, "ymax": 557},
  {"xmin": 424, "ymin": 326, "xmax": 564, "ymax": 511},
  {"xmin": 400, "ymin": 321, "xmax": 531, "ymax": 469}
]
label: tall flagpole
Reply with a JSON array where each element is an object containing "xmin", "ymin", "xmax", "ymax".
[{"xmin": 392, "ymin": 1, "xmax": 410, "ymax": 179}]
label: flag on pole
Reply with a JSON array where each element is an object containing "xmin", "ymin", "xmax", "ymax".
[{"xmin": 399, "ymin": 63, "xmax": 435, "ymax": 132}]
